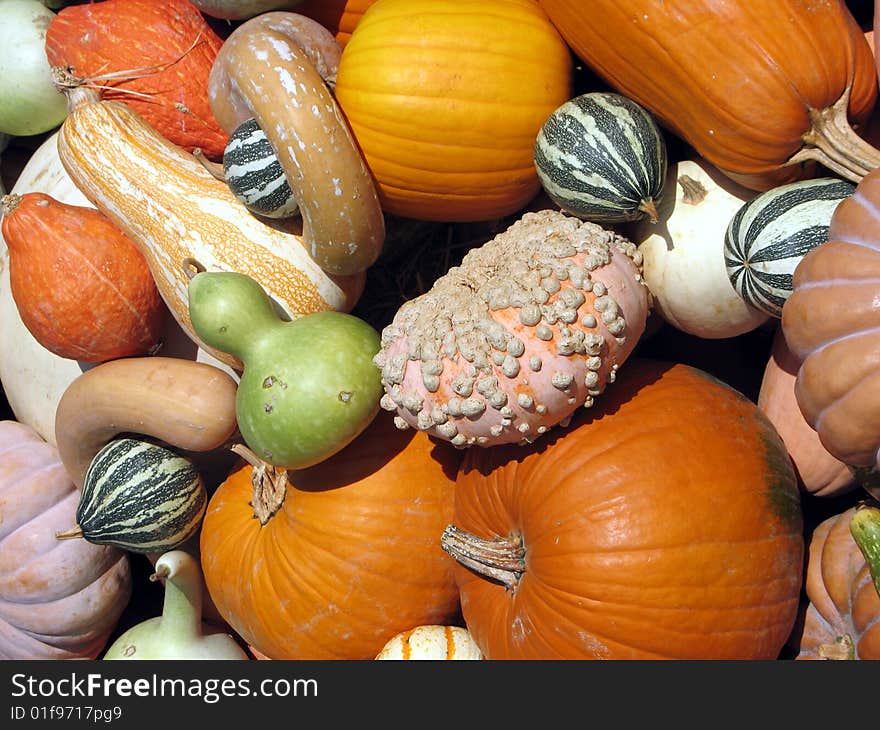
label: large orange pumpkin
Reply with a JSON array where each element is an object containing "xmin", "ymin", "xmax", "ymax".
[
  {"xmin": 333, "ymin": 0, "xmax": 572, "ymax": 222},
  {"xmin": 296, "ymin": 0, "xmax": 377, "ymax": 46},
  {"xmin": 445, "ymin": 359, "xmax": 804, "ymax": 659},
  {"xmin": 199, "ymin": 411, "xmax": 462, "ymax": 659},
  {"xmin": 537, "ymin": 0, "xmax": 879, "ymax": 191}
]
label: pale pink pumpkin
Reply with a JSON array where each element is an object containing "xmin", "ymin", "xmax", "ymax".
[
  {"xmin": 374, "ymin": 210, "xmax": 650, "ymax": 447},
  {"xmin": 0, "ymin": 421, "xmax": 131, "ymax": 659}
]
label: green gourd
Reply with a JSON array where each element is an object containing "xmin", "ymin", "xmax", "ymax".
[
  {"xmin": 187, "ymin": 267, "xmax": 382, "ymax": 469},
  {"xmin": 103, "ymin": 550, "xmax": 247, "ymax": 660}
]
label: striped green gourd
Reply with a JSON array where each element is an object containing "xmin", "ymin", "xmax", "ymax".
[
  {"xmin": 534, "ymin": 92, "xmax": 667, "ymax": 224},
  {"xmin": 724, "ymin": 177, "xmax": 855, "ymax": 318},
  {"xmin": 223, "ymin": 117, "xmax": 299, "ymax": 219},
  {"xmin": 57, "ymin": 438, "xmax": 207, "ymax": 554}
]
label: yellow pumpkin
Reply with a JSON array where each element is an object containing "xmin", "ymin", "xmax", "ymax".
[{"xmin": 334, "ymin": 0, "xmax": 572, "ymax": 222}]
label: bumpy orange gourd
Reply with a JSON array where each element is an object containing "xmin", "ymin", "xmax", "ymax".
[
  {"xmin": 445, "ymin": 359, "xmax": 804, "ymax": 659},
  {"xmin": 45, "ymin": 0, "xmax": 229, "ymax": 159},
  {"xmin": 334, "ymin": 0, "xmax": 572, "ymax": 221},
  {"xmin": 0, "ymin": 192, "xmax": 166, "ymax": 363},
  {"xmin": 795, "ymin": 506, "xmax": 880, "ymax": 660},
  {"xmin": 782, "ymin": 165, "xmax": 880, "ymax": 470},
  {"xmin": 538, "ymin": 0, "xmax": 879, "ymax": 191},
  {"xmin": 199, "ymin": 411, "xmax": 461, "ymax": 659}
]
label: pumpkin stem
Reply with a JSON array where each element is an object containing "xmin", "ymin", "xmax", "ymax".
[
  {"xmin": 678, "ymin": 175, "xmax": 708, "ymax": 205},
  {"xmin": 786, "ymin": 84, "xmax": 880, "ymax": 184},
  {"xmin": 230, "ymin": 443, "xmax": 288, "ymax": 525},
  {"xmin": 440, "ymin": 525, "xmax": 525, "ymax": 591},
  {"xmin": 850, "ymin": 502, "xmax": 880, "ymax": 600},
  {"xmin": 55, "ymin": 526, "xmax": 84, "ymax": 541},
  {"xmin": 817, "ymin": 634, "xmax": 856, "ymax": 660},
  {"xmin": 0, "ymin": 193, "xmax": 21, "ymax": 219}
]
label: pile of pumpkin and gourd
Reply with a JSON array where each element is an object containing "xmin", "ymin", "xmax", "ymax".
[{"xmin": 2, "ymin": 0, "xmax": 880, "ymax": 661}]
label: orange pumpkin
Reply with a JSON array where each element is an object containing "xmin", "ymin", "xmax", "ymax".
[
  {"xmin": 296, "ymin": 0, "xmax": 377, "ymax": 46},
  {"xmin": 45, "ymin": 0, "xmax": 229, "ymax": 159},
  {"xmin": 199, "ymin": 411, "xmax": 462, "ymax": 659},
  {"xmin": 445, "ymin": 359, "xmax": 804, "ymax": 659},
  {"xmin": 333, "ymin": 0, "xmax": 572, "ymax": 221},
  {"xmin": 794, "ymin": 506, "xmax": 880, "ymax": 660},
  {"xmin": 537, "ymin": 0, "xmax": 879, "ymax": 191}
]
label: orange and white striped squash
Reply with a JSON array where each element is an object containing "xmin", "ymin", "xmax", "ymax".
[
  {"xmin": 54, "ymin": 85, "xmax": 366, "ymax": 369},
  {"xmin": 375, "ymin": 625, "xmax": 483, "ymax": 660}
]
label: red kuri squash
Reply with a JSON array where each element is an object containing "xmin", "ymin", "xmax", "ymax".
[
  {"xmin": 445, "ymin": 359, "xmax": 804, "ymax": 659},
  {"xmin": 45, "ymin": 0, "xmax": 229, "ymax": 159}
]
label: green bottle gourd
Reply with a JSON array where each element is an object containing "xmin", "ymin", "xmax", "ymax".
[
  {"xmin": 103, "ymin": 550, "xmax": 248, "ymax": 660},
  {"xmin": 187, "ymin": 268, "xmax": 382, "ymax": 469}
]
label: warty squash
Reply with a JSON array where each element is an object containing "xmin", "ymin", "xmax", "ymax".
[
  {"xmin": 445, "ymin": 359, "xmax": 804, "ymax": 659},
  {"xmin": 0, "ymin": 420, "xmax": 131, "ymax": 659},
  {"xmin": 538, "ymin": 0, "xmax": 880, "ymax": 191},
  {"xmin": 53, "ymin": 76, "xmax": 365, "ymax": 369}
]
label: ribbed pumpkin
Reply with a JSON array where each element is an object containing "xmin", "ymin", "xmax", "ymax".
[
  {"xmin": 333, "ymin": 0, "xmax": 573, "ymax": 221},
  {"xmin": 724, "ymin": 178, "xmax": 854, "ymax": 318},
  {"xmin": 795, "ymin": 506, "xmax": 880, "ymax": 660},
  {"xmin": 782, "ymin": 165, "xmax": 880, "ymax": 469},
  {"xmin": 297, "ymin": 0, "xmax": 377, "ymax": 46},
  {"xmin": 199, "ymin": 411, "xmax": 461, "ymax": 659},
  {"xmin": 537, "ymin": 0, "xmax": 879, "ymax": 191},
  {"xmin": 44, "ymin": 0, "xmax": 229, "ymax": 159},
  {"xmin": 444, "ymin": 359, "xmax": 804, "ymax": 659},
  {"xmin": 0, "ymin": 420, "xmax": 131, "ymax": 659}
]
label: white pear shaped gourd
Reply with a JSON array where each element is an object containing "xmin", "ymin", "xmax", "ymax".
[
  {"xmin": 103, "ymin": 550, "xmax": 247, "ymax": 660},
  {"xmin": 628, "ymin": 158, "xmax": 769, "ymax": 340}
]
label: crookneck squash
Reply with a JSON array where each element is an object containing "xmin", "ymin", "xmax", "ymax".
[
  {"xmin": 199, "ymin": 411, "xmax": 462, "ymax": 660},
  {"xmin": 537, "ymin": 0, "xmax": 879, "ymax": 191},
  {"xmin": 445, "ymin": 359, "xmax": 804, "ymax": 660}
]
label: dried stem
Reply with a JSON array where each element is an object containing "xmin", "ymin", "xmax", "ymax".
[
  {"xmin": 440, "ymin": 525, "xmax": 525, "ymax": 591},
  {"xmin": 230, "ymin": 443, "xmax": 288, "ymax": 525}
]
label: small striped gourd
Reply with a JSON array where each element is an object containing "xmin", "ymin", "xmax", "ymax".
[
  {"xmin": 724, "ymin": 177, "xmax": 855, "ymax": 318},
  {"xmin": 223, "ymin": 118, "xmax": 299, "ymax": 220},
  {"xmin": 58, "ymin": 438, "xmax": 207, "ymax": 554},
  {"xmin": 534, "ymin": 92, "xmax": 667, "ymax": 224}
]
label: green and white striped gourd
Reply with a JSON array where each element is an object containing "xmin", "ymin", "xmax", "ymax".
[
  {"xmin": 58, "ymin": 438, "xmax": 207, "ymax": 554},
  {"xmin": 724, "ymin": 177, "xmax": 855, "ymax": 318},
  {"xmin": 223, "ymin": 117, "xmax": 299, "ymax": 219},
  {"xmin": 534, "ymin": 92, "xmax": 667, "ymax": 224}
]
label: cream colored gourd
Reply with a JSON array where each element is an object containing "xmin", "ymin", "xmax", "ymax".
[
  {"xmin": 629, "ymin": 158, "xmax": 769, "ymax": 339},
  {"xmin": 103, "ymin": 550, "xmax": 247, "ymax": 660},
  {"xmin": 375, "ymin": 625, "xmax": 483, "ymax": 660},
  {"xmin": 53, "ymin": 80, "xmax": 365, "ymax": 369},
  {"xmin": 0, "ymin": 133, "xmax": 237, "ymax": 444}
]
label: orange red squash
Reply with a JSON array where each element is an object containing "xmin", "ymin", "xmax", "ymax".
[{"xmin": 538, "ymin": 0, "xmax": 879, "ymax": 190}]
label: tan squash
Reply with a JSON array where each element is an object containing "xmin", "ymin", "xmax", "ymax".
[
  {"xmin": 53, "ymin": 77, "xmax": 365, "ymax": 369},
  {"xmin": 54, "ymin": 357, "xmax": 239, "ymax": 489},
  {"xmin": 207, "ymin": 12, "xmax": 384, "ymax": 276},
  {"xmin": 758, "ymin": 328, "xmax": 855, "ymax": 497}
]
